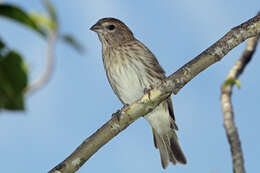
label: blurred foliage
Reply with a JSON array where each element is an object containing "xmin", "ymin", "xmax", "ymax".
[
  {"xmin": 0, "ymin": 39, "xmax": 28, "ymax": 110},
  {"xmin": 29, "ymin": 12, "xmax": 56, "ymax": 33},
  {"xmin": 29, "ymin": 0, "xmax": 58, "ymax": 33},
  {"xmin": 0, "ymin": 0, "xmax": 84, "ymax": 111},
  {"xmin": 42, "ymin": 0, "xmax": 58, "ymax": 30},
  {"xmin": 61, "ymin": 34, "xmax": 84, "ymax": 53},
  {"xmin": 0, "ymin": 4, "xmax": 46, "ymax": 37}
]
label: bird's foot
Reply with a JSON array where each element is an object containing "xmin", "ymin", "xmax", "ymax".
[
  {"xmin": 112, "ymin": 104, "xmax": 129, "ymax": 121},
  {"xmin": 112, "ymin": 109, "xmax": 121, "ymax": 122},
  {"xmin": 122, "ymin": 103, "xmax": 129, "ymax": 109}
]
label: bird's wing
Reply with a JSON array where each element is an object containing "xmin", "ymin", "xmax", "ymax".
[{"xmin": 132, "ymin": 40, "xmax": 177, "ymax": 123}]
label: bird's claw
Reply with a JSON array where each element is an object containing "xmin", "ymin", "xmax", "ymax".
[
  {"xmin": 112, "ymin": 109, "xmax": 121, "ymax": 122},
  {"xmin": 123, "ymin": 103, "xmax": 129, "ymax": 109},
  {"xmin": 112, "ymin": 104, "xmax": 129, "ymax": 121}
]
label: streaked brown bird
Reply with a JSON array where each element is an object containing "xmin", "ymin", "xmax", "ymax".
[{"xmin": 90, "ymin": 18, "xmax": 186, "ymax": 169}]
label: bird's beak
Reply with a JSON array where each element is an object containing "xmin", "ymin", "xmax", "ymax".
[{"xmin": 90, "ymin": 22, "xmax": 102, "ymax": 32}]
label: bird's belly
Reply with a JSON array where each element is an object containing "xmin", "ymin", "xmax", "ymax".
[
  {"xmin": 109, "ymin": 62, "xmax": 150, "ymax": 104},
  {"xmin": 107, "ymin": 59, "xmax": 171, "ymax": 135},
  {"xmin": 118, "ymin": 81, "xmax": 143, "ymax": 104},
  {"xmin": 115, "ymin": 72, "xmax": 147, "ymax": 104},
  {"xmin": 113, "ymin": 69, "xmax": 170, "ymax": 134}
]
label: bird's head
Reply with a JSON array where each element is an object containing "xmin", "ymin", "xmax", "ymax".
[{"xmin": 90, "ymin": 18, "xmax": 134, "ymax": 47}]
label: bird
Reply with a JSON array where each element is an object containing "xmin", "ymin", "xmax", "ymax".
[{"xmin": 90, "ymin": 17, "xmax": 186, "ymax": 169}]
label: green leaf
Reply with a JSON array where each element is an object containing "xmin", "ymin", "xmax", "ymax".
[
  {"xmin": 0, "ymin": 48, "xmax": 28, "ymax": 110},
  {"xmin": 0, "ymin": 4, "xmax": 46, "ymax": 37},
  {"xmin": 42, "ymin": 0, "xmax": 58, "ymax": 30},
  {"xmin": 28, "ymin": 0, "xmax": 58, "ymax": 33},
  {"xmin": 61, "ymin": 34, "xmax": 85, "ymax": 53},
  {"xmin": 29, "ymin": 12, "xmax": 55, "ymax": 33},
  {"xmin": 234, "ymin": 80, "xmax": 241, "ymax": 89},
  {"xmin": 224, "ymin": 78, "xmax": 241, "ymax": 89}
]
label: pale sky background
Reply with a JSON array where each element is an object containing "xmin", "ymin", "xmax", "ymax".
[{"xmin": 0, "ymin": 1, "xmax": 260, "ymax": 173}]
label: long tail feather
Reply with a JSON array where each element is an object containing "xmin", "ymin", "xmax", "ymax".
[{"xmin": 153, "ymin": 129, "xmax": 186, "ymax": 169}]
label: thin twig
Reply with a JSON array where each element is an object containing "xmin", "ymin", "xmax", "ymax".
[
  {"xmin": 221, "ymin": 33, "xmax": 260, "ymax": 173},
  {"xmin": 49, "ymin": 13, "xmax": 260, "ymax": 173},
  {"xmin": 25, "ymin": 32, "xmax": 57, "ymax": 95}
]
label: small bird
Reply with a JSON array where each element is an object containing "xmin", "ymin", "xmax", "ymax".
[{"xmin": 90, "ymin": 18, "xmax": 186, "ymax": 169}]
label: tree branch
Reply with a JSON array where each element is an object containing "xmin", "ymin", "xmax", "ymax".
[
  {"xmin": 221, "ymin": 29, "xmax": 260, "ymax": 173},
  {"xmin": 25, "ymin": 32, "xmax": 57, "ymax": 95},
  {"xmin": 49, "ymin": 13, "xmax": 260, "ymax": 173}
]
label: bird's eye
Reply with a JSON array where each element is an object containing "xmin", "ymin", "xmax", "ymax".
[{"xmin": 106, "ymin": 24, "xmax": 115, "ymax": 31}]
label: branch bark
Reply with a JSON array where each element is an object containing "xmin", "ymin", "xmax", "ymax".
[
  {"xmin": 49, "ymin": 13, "xmax": 260, "ymax": 173},
  {"xmin": 221, "ymin": 31, "xmax": 260, "ymax": 173},
  {"xmin": 25, "ymin": 32, "xmax": 57, "ymax": 95}
]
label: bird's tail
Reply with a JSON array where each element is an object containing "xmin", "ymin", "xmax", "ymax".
[{"xmin": 152, "ymin": 128, "xmax": 187, "ymax": 169}]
